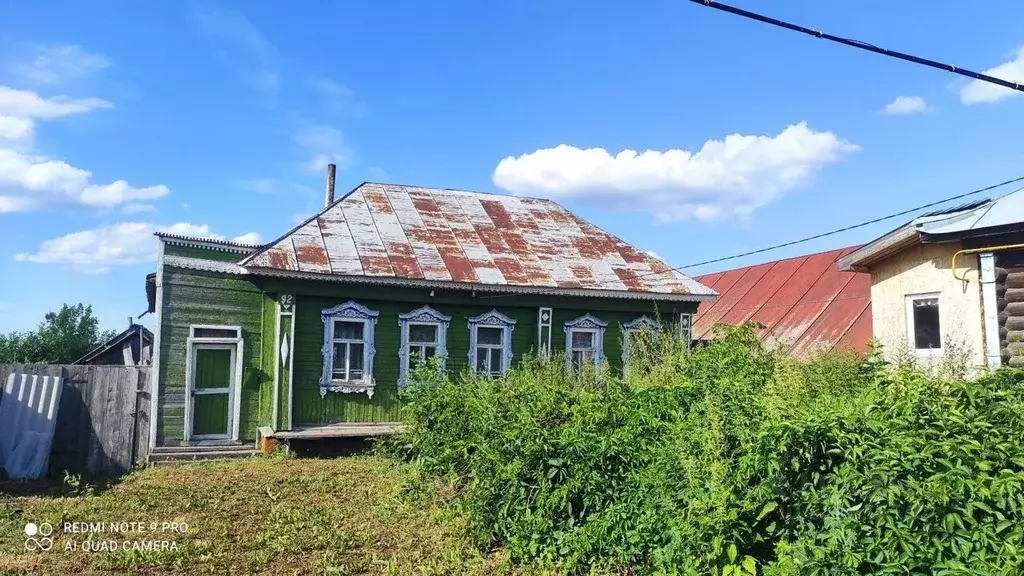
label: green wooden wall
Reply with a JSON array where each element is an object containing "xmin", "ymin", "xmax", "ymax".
[
  {"xmin": 156, "ymin": 262, "xmax": 274, "ymax": 445},
  {"xmin": 267, "ymin": 281, "xmax": 695, "ymax": 427},
  {"xmin": 155, "ymin": 243, "xmax": 698, "ymax": 442}
]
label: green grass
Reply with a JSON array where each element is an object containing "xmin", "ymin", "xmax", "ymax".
[{"xmin": 0, "ymin": 455, "xmax": 526, "ymax": 576}]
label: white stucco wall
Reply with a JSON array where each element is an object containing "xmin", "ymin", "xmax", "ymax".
[{"xmin": 869, "ymin": 242, "xmax": 985, "ymax": 371}]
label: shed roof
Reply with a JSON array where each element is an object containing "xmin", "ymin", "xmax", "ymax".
[
  {"xmin": 240, "ymin": 182, "xmax": 716, "ymax": 301},
  {"xmin": 835, "ymin": 192, "xmax": 1024, "ymax": 271},
  {"xmin": 693, "ymin": 246, "xmax": 872, "ymax": 357},
  {"xmin": 74, "ymin": 324, "xmax": 154, "ymax": 365}
]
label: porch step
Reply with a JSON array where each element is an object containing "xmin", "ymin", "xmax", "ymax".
[{"xmin": 148, "ymin": 446, "xmax": 258, "ymax": 467}]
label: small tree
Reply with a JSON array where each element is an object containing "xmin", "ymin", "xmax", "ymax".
[{"xmin": 0, "ymin": 304, "xmax": 116, "ymax": 364}]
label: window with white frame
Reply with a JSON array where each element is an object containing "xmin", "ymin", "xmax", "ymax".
[
  {"xmin": 679, "ymin": 313, "xmax": 692, "ymax": 345},
  {"xmin": 468, "ymin": 310, "xmax": 516, "ymax": 377},
  {"xmin": 320, "ymin": 301, "xmax": 378, "ymax": 397},
  {"xmin": 621, "ymin": 315, "xmax": 658, "ymax": 371},
  {"xmin": 906, "ymin": 293, "xmax": 941, "ymax": 353},
  {"xmin": 398, "ymin": 306, "xmax": 450, "ymax": 386},
  {"xmin": 564, "ymin": 314, "xmax": 607, "ymax": 372}
]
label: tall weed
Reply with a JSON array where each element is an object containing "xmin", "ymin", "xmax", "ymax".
[{"xmin": 394, "ymin": 326, "xmax": 1024, "ymax": 575}]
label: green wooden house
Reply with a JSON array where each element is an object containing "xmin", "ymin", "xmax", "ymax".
[{"xmin": 147, "ymin": 181, "xmax": 716, "ymax": 450}]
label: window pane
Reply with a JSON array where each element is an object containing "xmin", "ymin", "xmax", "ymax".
[
  {"xmin": 913, "ymin": 298, "xmax": 940, "ymax": 349},
  {"xmin": 571, "ymin": 331, "xmax": 594, "ymax": 349},
  {"xmin": 489, "ymin": 350, "xmax": 503, "ymax": 375},
  {"xmin": 193, "ymin": 327, "xmax": 239, "ymax": 339},
  {"xmin": 332, "ymin": 342, "xmax": 348, "ymax": 379},
  {"xmin": 335, "ymin": 320, "xmax": 364, "ymax": 340},
  {"xmin": 423, "ymin": 346, "xmax": 437, "ymax": 359},
  {"xmin": 349, "ymin": 343, "xmax": 364, "ymax": 372},
  {"xmin": 476, "ymin": 348, "xmax": 489, "ymax": 372},
  {"xmin": 477, "ymin": 327, "xmax": 502, "ymax": 345},
  {"xmin": 572, "ymin": 350, "xmax": 584, "ymax": 371},
  {"xmin": 409, "ymin": 324, "xmax": 438, "ymax": 343}
]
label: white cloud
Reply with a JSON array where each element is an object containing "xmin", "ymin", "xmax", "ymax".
[
  {"xmin": 196, "ymin": 9, "xmax": 280, "ymax": 96},
  {"xmin": 0, "ymin": 115, "xmax": 34, "ymax": 140},
  {"xmin": 882, "ymin": 96, "xmax": 931, "ymax": 115},
  {"xmin": 8, "ymin": 44, "xmax": 111, "ymax": 85},
  {"xmin": 960, "ymin": 46, "xmax": 1024, "ymax": 104},
  {"xmin": 492, "ymin": 122, "xmax": 858, "ymax": 222},
  {"xmin": 231, "ymin": 232, "xmax": 262, "ymax": 244},
  {"xmin": 311, "ymin": 77, "xmax": 364, "ymax": 116},
  {"xmin": 14, "ymin": 222, "xmax": 245, "ymax": 273},
  {"xmin": 121, "ymin": 203, "xmax": 157, "ymax": 214},
  {"xmin": 0, "ymin": 148, "xmax": 170, "ymax": 212},
  {"xmin": 294, "ymin": 124, "xmax": 351, "ymax": 172},
  {"xmin": 0, "ymin": 86, "xmax": 111, "ymax": 119}
]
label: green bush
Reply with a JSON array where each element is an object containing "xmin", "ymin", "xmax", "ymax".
[{"xmin": 393, "ymin": 326, "xmax": 1024, "ymax": 575}]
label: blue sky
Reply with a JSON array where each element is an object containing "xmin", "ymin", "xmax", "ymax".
[{"xmin": 2, "ymin": 0, "xmax": 1024, "ymax": 333}]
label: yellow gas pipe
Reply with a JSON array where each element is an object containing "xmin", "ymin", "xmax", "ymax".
[{"xmin": 951, "ymin": 243, "xmax": 1024, "ymax": 282}]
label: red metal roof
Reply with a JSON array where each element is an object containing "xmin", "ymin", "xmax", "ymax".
[
  {"xmin": 694, "ymin": 246, "xmax": 872, "ymax": 357},
  {"xmin": 241, "ymin": 183, "xmax": 716, "ymax": 300}
]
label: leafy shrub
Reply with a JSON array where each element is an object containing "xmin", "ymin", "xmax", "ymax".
[{"xmin": 393, "ymin": 325, "xmax": 1024, "ymax": 575}]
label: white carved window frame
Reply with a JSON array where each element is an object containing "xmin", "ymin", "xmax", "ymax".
[
  {"xmin": 564, "ymin": 313, "xmax": 607, "ymax": 372},
  {"xmin": 398, "ymin": 306, "xmax": 451, "ymax": 388},
  {"xmin": 320, "ymin": 301, "xmax": 379, "ymax": 398},
  {"xmin": 468, "ymin": 309, "xmax": 516, "ymax": 377},
  {"xmin": 621, "ymin": 315, "xmax": 659, "ymax": 373}
]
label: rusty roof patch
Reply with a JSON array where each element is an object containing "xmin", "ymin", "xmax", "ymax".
[{"xmin": 239, "ymin": 182, "xmax": 715, "ymax": 298}]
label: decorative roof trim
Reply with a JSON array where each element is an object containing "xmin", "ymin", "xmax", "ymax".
[
  {"xmin": 164, "ymin": 255, "xmax": 248, "ymax": 275},
  {"xmin": 156, "ymin": 233, "xmax": 260, "ymax": 254},
  {"xmin": 244, "ymin": 266, "xmax": 717, "ymax": 302}
]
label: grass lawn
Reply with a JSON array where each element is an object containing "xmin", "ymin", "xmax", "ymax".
[{"xmin": 0, "ymin": 455, "xmax": 524, "ymax": 576}]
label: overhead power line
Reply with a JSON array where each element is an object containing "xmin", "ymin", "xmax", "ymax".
[
  {"xmin": 686, "ymin": 0, "xmax": 1024, "ymax": 94},
  {"xmin": 647, "ymin": 174, "xmax": 1024, "ymax": 274},
  {"xmin": 477, "ymin": 174, "xmax": 1024, "ymax": 301}
]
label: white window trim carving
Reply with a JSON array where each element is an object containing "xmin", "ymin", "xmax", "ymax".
[
  {"xmin": 468, "ymin": 309, "xmax": 516, "ymax": 377},
  {"xmin": 398, "ymin": 305, "xmax": 451, "ymax": 387},
  {"xmin": 320, "ymin": 301, "xmax": 379, "ymax": 398},
  {"xmin": 564, "ymin": 313, "xmax": 607, "ymax": 372},
  {"xmin": 621, "ymin": 315, "xmax": 659, "ymax": 370}
]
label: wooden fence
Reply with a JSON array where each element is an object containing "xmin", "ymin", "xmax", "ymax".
[{"xmin": 0, "ymin": 364, "xmax": 151, "ymax": 477}]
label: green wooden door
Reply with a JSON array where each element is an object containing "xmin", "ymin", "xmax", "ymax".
[{"xmin": 191, "ymin": 347, "xmax": 233, "ymax": 438}]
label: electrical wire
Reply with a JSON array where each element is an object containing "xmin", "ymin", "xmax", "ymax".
[
  {"xmin": 643, "ymin": 174, "xmax": 1024, "ymax": 274},
  {"xmin": 686, "ymin": 0, "xmax": 1024, "ymax": 94},
  {"xmin": 476, "ymin": 174, "xmax": 1024, "ymax": 300}
]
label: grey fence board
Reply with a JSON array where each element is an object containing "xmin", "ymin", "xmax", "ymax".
[{"xmin": 0, "ymin": 364, "xmax": 151, "ymax": 477}]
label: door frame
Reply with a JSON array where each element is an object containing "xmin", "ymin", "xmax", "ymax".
[{"xmin": 184, "ymin": 325, "xmax": 244, "ymax": 443}]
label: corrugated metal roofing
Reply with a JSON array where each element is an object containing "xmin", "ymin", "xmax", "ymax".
[
  {"xmin": 241, "ymin": 182, "xmax": 716, "ymax": 299},
  {"xmin": 694, "ymin": 246, "xmax": 872, "ymax": 357}
]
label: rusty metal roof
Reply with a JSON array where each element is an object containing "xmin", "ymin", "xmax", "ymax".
[
  {"xmin": 240, "ymin": 182, "xmax": 715, "ymax": 300},
  {"xmin": 694, "ymin": 246, "xmax": 872, "ymax": 357}
]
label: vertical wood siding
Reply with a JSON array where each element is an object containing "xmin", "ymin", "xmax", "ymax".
[{"xmin": 156, "ymin": 266, "xmax": 271, "ymax": 445}]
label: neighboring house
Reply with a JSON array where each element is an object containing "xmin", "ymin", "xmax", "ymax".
[
  {"xmin": 75, "ymin": 323, "xmax": 154, "ymax": 366},
  {"xmin": 693, "ymin": 246, "xmax": 872, "ymax": 357},
  {"xmin": 837, "ymin": 189, "xmax": 1024, "ymax": 370},
  {"xmin": 146, "ymin": 180, "xmax": 716, "ymax": 448}
]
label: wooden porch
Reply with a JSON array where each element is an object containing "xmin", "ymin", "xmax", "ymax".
[{"xmin": 257, "ymin": 423, "xmax": 403, "ymax": 453}]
